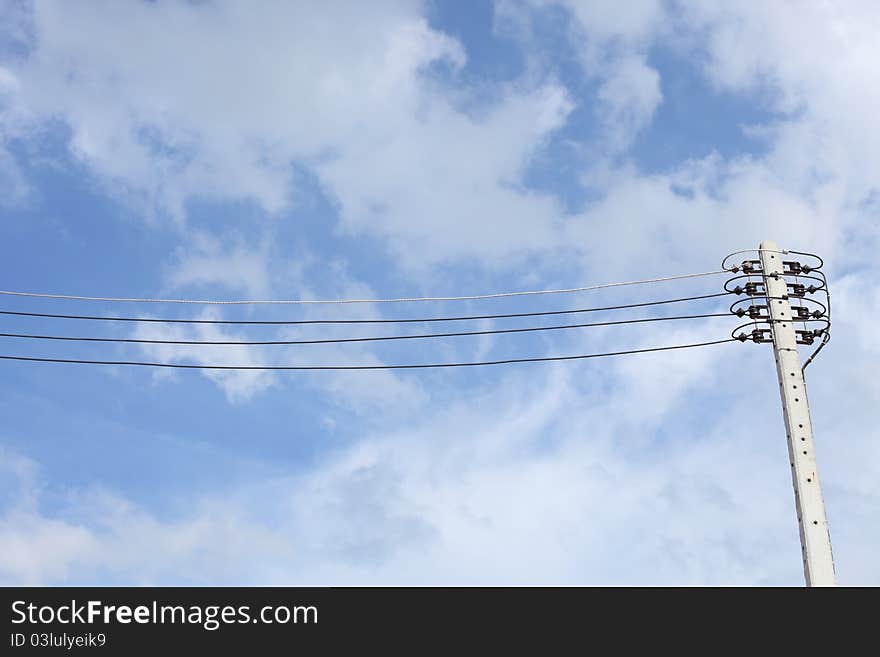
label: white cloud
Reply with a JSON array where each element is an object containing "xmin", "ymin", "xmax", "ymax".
[
  {"xmin": 0, "ymin": 1, "xmax": 582, "ymax": 270},
  {"xmin": 316, "ymin": 82, "xmax": 573, "ymax": 268},
  {"xmin": 4, "ymin": 338, "xmax": 876, "ymax": 585},
  {"xmin": 560, "ymin": 0, "xmax": 665, "ymax": 44},
  {"xmin": 679, "ymin": 1, "xmax": 880, "ymax": 215},
  {"xmin": 6, "ymin": 1, "xmax": 465, "ymax": 218},
  {"xmin": 132, "ymin": 311, "xmax": 277, "ymax": 404},
  {"xmin": 595, "ymin": 55, "xmax": 662, "ymax": 152},
  {"xmin": 3, "ymin": 0, "xmax": 876, "ymax": 272},
  {"xmin": 0, "ymin": 142, "xmax": 27, "ymax": 206},
  {"xmin": 0, "ymin": 66, "xmax": 28, "ymax": 205},
  {"xmin": 164, "ymin": 231, "xmax": 274, "ymax": 298}
]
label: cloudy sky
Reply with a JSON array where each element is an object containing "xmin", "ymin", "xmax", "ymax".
[{"xmin": 0, "ymin": 0, "xmax": 877, "ymax": 585}]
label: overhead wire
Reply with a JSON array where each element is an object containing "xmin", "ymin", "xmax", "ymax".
[
  {"xmin": 0, "ymin": 269, "xmax": 727, "ymax": 305},
  {"xmin": 0, "ymin": 266, "xmax": 755, "ymax": 371},
  {"xmin": 0, "ymin": 338, "xmax": 737, "ymax": 371},
  {"xmin": 0, "ymin": 312, "xmax": 732, "ymax": 347},
  {"xmin": 0, "ymin": 292, "xmax": 733, "ymax": 326}
]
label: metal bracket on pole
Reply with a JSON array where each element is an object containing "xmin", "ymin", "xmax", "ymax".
[{"xmin": 759, "ymin": 240, "xmax": 836, "ymax": 586}]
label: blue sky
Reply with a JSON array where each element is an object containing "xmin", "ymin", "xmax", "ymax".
[{"xmin": 0, "ymin": 0, "xmax": 878, "ymax": 585}]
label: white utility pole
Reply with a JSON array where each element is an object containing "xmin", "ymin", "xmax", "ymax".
[{"xmin": 759, "ymin": 240, "xmax": 835, "ymax": 586}]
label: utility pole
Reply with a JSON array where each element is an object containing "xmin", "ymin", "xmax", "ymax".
[{"xmin": 759, "ymin": 240, "xmax": 836, "ymax": 586}]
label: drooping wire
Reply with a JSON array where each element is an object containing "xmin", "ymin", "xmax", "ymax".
[
  {"xmin": 0, "ymin": 292, "xmax": 732, "ymax": 327},
  {"xmin": 801, "ymin": 332, "xmax": 830, "ymax": 371},
  {"xmin": 723, "ymin": 273, "xmax": 826, "ymax": 295},
  {"xmin": 0, "ymin": 270, "xmax": 727, "ymax": 305},
  {"xmin": 721, "ymin": 248, "xmax": 824, "ymax": 272},
  {"xmin": 721, "ymin": 247, "xmax": 833, "ymax": 371},
  {"xmin": 730, "ymin": 318, "xmax": 831, "ymax": 342},
  {"xmin": 0, "ymin": 338, "xmax": 737, "ymax": 371},
  {"xmin": 802, "ymin": 269, "xmax": 832, "ymax": 371},
  {"xmin": 729, "ymin": 296, "xmax": 827, "ymax": 318},
  {"xmin": 0, "ymin": 313, "xmax": 731, "ymax": 347}
]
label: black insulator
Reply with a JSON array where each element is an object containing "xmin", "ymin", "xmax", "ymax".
[{"xmin": 733, "ymin": 286, "xmax": 743, "ymax": 295}]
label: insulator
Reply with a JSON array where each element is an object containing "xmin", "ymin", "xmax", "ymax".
[
  {"xmin": 751, "ymin": 328, "xmax": 772, "ymax": 343},
  {"xmin": 795, "ymin": 329, "xmax": 816, "ymax": 345},
  {"xmin": 783, "ymin": 260, "xmax": 804, "ymax": 275},
  {"xmin": 748, "ymin": 304, "xmax": 769, "ymax": 319}
]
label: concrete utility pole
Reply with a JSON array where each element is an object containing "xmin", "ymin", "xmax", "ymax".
[{"xmin": 759, "ymin": 240, "xmax": 836, "ymax": 586}]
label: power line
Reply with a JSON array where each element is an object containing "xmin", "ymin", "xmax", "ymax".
[
  {"xmin": 721, "ymin": 248, "xmax": 824, "ymax": 272},
  {"xmin": 0, "ymin": 338, "xmax": 736, "ymax": 370},
  {"xmin": 0, "ymin": 292, "xmax": 731, "ymax": 326},
  {"xmin": 0, "ymin": 313, "xmax": 730, "ymax": 347},
  {"xmin": 0, "ymin": 270, "xmax": 726, "ymax": 305}
]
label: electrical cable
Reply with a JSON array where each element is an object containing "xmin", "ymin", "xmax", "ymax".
[
  {"xmin": 723, "ymin": 273, "xmax": 827, "ymax": 295},
  {"xmin": 730, "ymin": 296, "xmax": 828, "ymax": 315},
  {"xmin": 802, "ymin": 332, "xmax": 831, "ymax": 371},
  {"xmin": 729, "ymin": 296, "xmax": 827, "ymax": 318},
  {"xmin": 721, "ymin": 248, "xmax": 824, "ymax": 272},
  {"xmin": 730, "ymin": 318, "xmax": 830, "ymax": 342},
  {"xmin": 0, "ymin": 313, "xmax": 731, "ymax": 347},
  {"xmin": 802, "ymin": 269, "xmax": 832, "ymax": 371},
  {"xmin": 0, "ymin": 292, "xmax": 733, "ymax": 326},
  {"xmin": 0, "ymin": 270, "xmax": 727, "ymax": 305},
  {"xmin": 0, "ymin": 338, "xmax": 737, "ymax": 370},
  {"xmin": 722, "ymin": 248, "xmax": 832, "ymax": 371}
]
